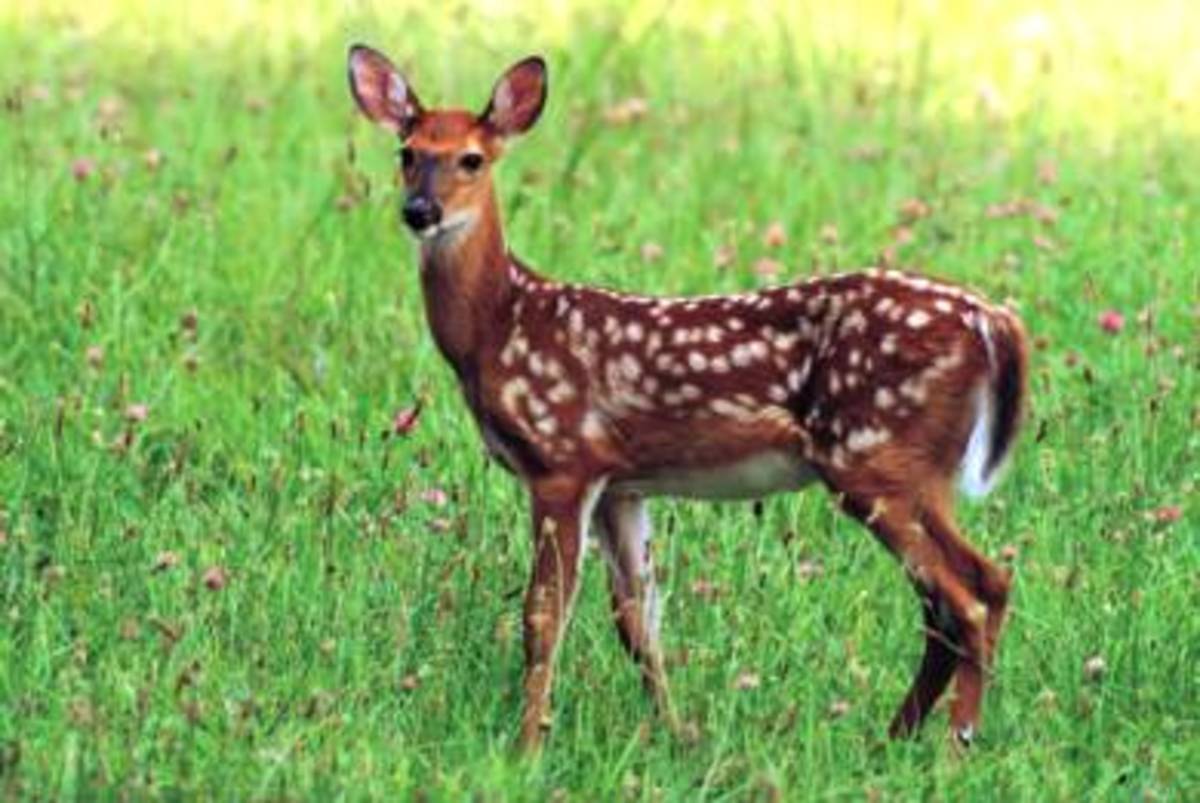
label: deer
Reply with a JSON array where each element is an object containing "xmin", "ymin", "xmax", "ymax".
[{"xmin": 347, "ymin": 44, "xmax": 1029, "ymax": 753}]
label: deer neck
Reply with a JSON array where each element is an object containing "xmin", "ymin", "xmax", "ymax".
[{"xmin": 417, "ymin": 186, "xmax": 514, "ymax": 377}]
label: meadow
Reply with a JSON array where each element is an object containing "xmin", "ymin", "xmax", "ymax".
[{"xmin": 0, "ymin": 1, "xmax": 1197, "ymax": 799}]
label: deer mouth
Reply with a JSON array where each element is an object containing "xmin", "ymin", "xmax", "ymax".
[{"xmin": 410, "ymin": 210, "xmax": 477, "ymax": 242}]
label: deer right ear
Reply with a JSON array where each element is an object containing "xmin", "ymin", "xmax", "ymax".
[{"xmin": 347, "ymin": 44, "xmax": 423, "ymax": 136}]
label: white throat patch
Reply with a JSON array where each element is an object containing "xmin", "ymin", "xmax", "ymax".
[{"xmin": 415, "ymin": 208, "xmax": 479, "ymax": 245}]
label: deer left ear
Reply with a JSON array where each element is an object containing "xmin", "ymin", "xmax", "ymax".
[{"xmin": 481, "ymin": 56, "xmax": 547, "ymax": 139}]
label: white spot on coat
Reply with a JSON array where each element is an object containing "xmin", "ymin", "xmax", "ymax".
[
  {"xmin": 547, "ymin": 381, "xmax": 577, "ymax": 404},
  {"xmin": 907, "ymin": 310, "xmax": 932, "ymax": 329},
  {"xmin": 620, "ymin": 353, "xmax": 643, "ymax": 381},
  {"xmin": 581, "ymin": 411, "xmax": 607, "ymax": 440},
  {"xmin": 500, "ymin": 377, "xmax": 531, "ymax": 415}
]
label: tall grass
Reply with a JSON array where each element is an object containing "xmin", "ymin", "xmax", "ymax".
[{"xmin": 0, "ymin": 2, "xmax": 1196, "ymax": 799}]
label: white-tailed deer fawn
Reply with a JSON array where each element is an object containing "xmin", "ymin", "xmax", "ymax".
[{"xmin": 348, "ymin": 45, "xmax": 1029, "ymax": 752}]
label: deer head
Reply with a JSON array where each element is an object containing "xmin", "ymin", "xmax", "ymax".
[{"xmin": 347, "ymin": 44, "xmax": 547, "ymax": 243}]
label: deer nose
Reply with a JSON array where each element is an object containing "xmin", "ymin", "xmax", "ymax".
[{"xmin": 402, "ymin": 196, "xmax": 442, "ymax": 232}]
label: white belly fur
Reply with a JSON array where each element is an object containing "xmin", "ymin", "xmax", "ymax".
[{"xmin": 612, "ymin": 451, "xmax": 819, "ymax": 500}]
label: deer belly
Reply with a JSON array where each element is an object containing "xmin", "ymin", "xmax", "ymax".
[{"xmin": 613, "ymin": 451, "xmax": 818, "ymax": 500}]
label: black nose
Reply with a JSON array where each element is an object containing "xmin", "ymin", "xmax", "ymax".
[{"xmin": 402, "ymin": 196, "xmax": 442, "ymax": 231}]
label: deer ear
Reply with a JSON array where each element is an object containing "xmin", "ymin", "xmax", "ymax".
[
  {"xmin": 481, "ymin": 56, "xmax": 547, "ymax": 138},
  {"xmin": 348, "ymin": 44, "xmax": 423, "ymax": 136}
]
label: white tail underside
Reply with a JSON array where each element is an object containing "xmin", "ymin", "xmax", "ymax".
[{"xmin": 959, "ymin": 384, "xmax": 995, "ymax": 499}]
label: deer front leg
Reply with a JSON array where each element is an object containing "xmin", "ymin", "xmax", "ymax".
[
  {"xmin": 594, "ymin": 493, "xmax": 677, "ymax": 730},
  {"xmin": 518, "ymin": 476, "xmax": 607, "ymax": 754}
]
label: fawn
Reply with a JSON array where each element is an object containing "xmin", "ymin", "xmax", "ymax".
[{"xmin": 347, "ymin": 45, "xmax": 1029, "ymax": 752}]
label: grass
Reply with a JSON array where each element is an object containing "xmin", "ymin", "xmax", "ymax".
[{"xmin": 1, "ymin": 1, "xmax": 1197, "ymax": 799}]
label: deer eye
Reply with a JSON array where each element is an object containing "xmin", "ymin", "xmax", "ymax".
[
  {"xmin": 458, "ymin": 152, "xmax": 485, "ymax": 173},
  {"xmin": 398, "ymin": 146, "xmax": 415, "ymax": 169}
]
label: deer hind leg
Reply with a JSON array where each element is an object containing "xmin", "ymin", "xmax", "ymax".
[
  {"xmin": 593, "ymin": 492, "xmax": 677, "ymax": 728},
  {"xmin": 920, "ymin": 497, "xmax": 1012, "ymax": 745},
  {"xmin": 919, "ymin": 498, "xmax": 1011, "ymax": 666},
  {"xmin": 888, "ymin": 583, "xmax": 961, "ymax": 739},
  {"xmin": 832, "ymin": 489, "xmax": 990, "ymax": 744},
  {"xmin": 518, "ymin": 476, "xmax": 607, "ymax": 753}
]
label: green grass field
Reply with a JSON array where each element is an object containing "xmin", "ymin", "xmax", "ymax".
[{"xmin": 1, "ymin": 1, "xmax": 1197, "ymax": 799}]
